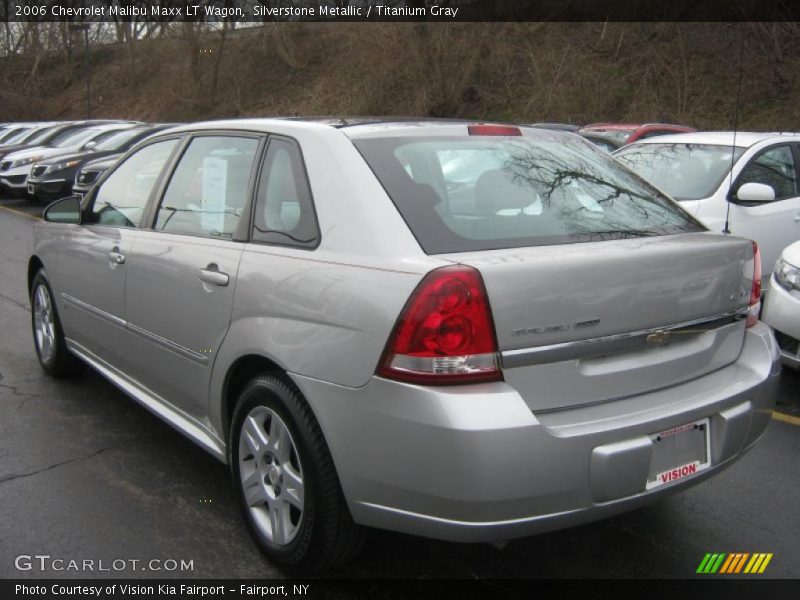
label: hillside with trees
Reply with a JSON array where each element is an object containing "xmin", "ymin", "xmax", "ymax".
[{"xmin": 2, "ymin": 22, "xmax": 800, "ymax": 129}]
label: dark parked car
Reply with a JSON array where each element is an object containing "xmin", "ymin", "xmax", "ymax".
[
  {"xmin": 27, "ymin": 124, "xmax": 172, "ymax": 201},
  {"xmin": 579, "ymin": 131, "xmax": 624, "ymax": 153},
  {"xmin": 71, "ymin": 124, "xmax": 178, "ymax": 197},
  {"xmin": 528, "ymin": 123, "xmax": 581, "ymax": 132},
  {"xmin": 72, "ymin": 155, "xmax": 119, "ymax": 197}
]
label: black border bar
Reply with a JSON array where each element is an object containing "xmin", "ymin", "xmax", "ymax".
[{"xmin": 4, "ymin": 0, "xmax": 800, "ymax": 23}]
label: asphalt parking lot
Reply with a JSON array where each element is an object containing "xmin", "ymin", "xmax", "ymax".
[{"xmin": 0, "ymin": 196, "xmax": 798, "ymax": 580}]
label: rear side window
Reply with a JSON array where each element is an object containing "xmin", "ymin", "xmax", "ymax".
[
  {"xmin": 354, "ymin": 135, "xmax": 704, "ymax": 254},
  {"xmin": 87, "ymin": 139, "xmax": 178, "ymax": 228},
  {"xmin": 251, "ymin": 138, "xmax": 319, "ymax": 248},
  {"xmin": 155, "ymin": 136, "xmax": 259, "ymax": 239}
]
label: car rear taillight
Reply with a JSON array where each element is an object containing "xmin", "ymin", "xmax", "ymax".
[
  {"xmin": 468, "ymin": 124, "xmax": 522, "ymax": 136},
  {"xmin": 746, "ymin": 241, "xmax": 762, "ymax": 328},
  {"xmin": 378, "ymin": 265, "xmax": 502, "ymax": 385}
]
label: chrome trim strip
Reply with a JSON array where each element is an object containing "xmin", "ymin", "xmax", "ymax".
[
  {"xmin": 65, "ymin": 338, "xmax": 226, "ymax": 462},
  {"xmin": 501, "ymin": 309, "xmax": 748, "ymax": 368},
  {"xmin": 127, "ymin": 322, "xmax": 209, "ymax": 366},
  {"xmin": 62, "ymin": 293, "xmax": 126, "ymax": 328}
]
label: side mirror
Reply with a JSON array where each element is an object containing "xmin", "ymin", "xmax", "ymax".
[
  {"xmin": 84, "ymin": 141, "xmax": 97, "ymax": 150},
  {"xmin": 736, "ymin": 182, "xmax": 775, "ymax": 203},
  {"xmin": 43, "ymin": 196, "xmax": 82, "ymax": 224}
]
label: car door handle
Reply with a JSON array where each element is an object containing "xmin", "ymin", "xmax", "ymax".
[
  {"xmin": 108, "ymin": 250, "xmax": 126, "ymax": 265},
  {"xmin": 199, "ymin": 267, "xmax": 229, "ymax": 287},
  {"xmin": 794, "ymin": 212, "xmax": 800, "ymax": 223}
]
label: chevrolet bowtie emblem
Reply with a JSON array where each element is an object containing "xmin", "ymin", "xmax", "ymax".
[{"xmin": 646, "ymin": 330, "xmax": 671, "ymax": 345}]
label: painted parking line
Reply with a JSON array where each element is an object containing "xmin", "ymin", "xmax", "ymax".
[
  {"xmin": 0, "ymin": 204, "xmax": 41, "ymax": 221},
  {"xmin": 772, "ymin": 411, "xmax": 800, "ymax": 427}
]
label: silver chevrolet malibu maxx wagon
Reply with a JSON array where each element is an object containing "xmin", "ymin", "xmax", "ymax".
[{"xmin": 29, "ymin": 119, "xmax": 780, "ymax": 570}]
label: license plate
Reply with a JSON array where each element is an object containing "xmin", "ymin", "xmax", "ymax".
[
  {"xmin": 646, "ymin": 418, "xmax": 710, "ymax": 490},
  {"xmin": 27, "ymin": 184, "xmax": 34, "ymax": 195}
]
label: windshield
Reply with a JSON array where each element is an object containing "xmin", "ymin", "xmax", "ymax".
[
  {"xmin": 21, "ymin": 127, "xmax": 57, "ymax": 145},
  {"xmin": 1, "ymin": 128, "xmax": 32, "ymax": 144},
  {"xmin": 53, "ymin": 127, "xmax": 109, "ymax": 148},
  {"xmin": 354, "ymin": 134, "xmax": 704, "ymax": 254},
  {"xmin": 615, "ymin": 143, "xmax": 746, "ymax": 200},
  {"xmin": 93, "ymin": 128, "xmax": 146, "ymax": 151},
  {"xmin": 46, "ymin": 127, "xmax": 85, "ymax": 146}
]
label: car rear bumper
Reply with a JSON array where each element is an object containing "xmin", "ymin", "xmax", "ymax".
[
  {"xmin": 762, "ymin": 275, "xmax": 800, "ymax": 369},
  {"xmin": 292, "ymin": 321, "xmax": 780, "ymax": 542}
]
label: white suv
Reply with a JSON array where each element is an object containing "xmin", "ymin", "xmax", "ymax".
[{"xmin": 615, "ymin": 131, "xmax": 800, "ymax": 286}]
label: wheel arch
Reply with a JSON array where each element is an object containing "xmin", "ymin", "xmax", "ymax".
[
  {"xmin": 27, "ymin": 255, "xmax": 44, "ymax": 298},
  {"xmin": 221, "ymin": 353, "xmax": 293, "ymax": 444}
]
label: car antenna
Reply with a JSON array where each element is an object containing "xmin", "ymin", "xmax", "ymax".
[{"xmin": 723, "ymin": 24, "xmax": 746, "ymax": 235}]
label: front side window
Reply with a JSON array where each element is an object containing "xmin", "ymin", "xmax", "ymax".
[
  {"xmin": 615, "ymin": 143, "xmax": 745, "ymax": 201},
  {"xmin": 736, "ymin": 145, "xmax": 797, "ymax": 200},
  {"xmin": 87, "ymin": 139, "xmax": 178, "ymax": 228},
  {"xmin": 355, "ymin": 134, "xmax": 704, "ymax": 254},
  {"xmin": 251, "ymin": 138, "xmax": 319, "ymax": 248},
  {"xmin": 154, "ymin": 136, "xmax": 259, "ymax": 239}
]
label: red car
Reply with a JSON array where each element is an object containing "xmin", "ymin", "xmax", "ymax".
[{"xmin": 579, "ymin": 122, "xmax": 695, "ymax": 145}]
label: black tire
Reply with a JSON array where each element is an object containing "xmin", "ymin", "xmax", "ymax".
[
  {"xmin": 30, "ymin": 270, "xmax": 83, "ymax": 377},
  {"xmin": 229, "ymin": 373, "xmax": 364, "ymax": 572}
]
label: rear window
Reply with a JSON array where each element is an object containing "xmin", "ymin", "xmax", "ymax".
[{"xmin": 354, "ymin": 134, "xmax": 704, "ymax": 254}]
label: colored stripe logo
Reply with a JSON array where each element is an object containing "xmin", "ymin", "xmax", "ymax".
[{"xmin": 697, "ymin": 553, "xmax": 773, "ymax": 574}]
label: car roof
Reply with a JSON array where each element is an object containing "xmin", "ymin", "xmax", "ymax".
[
  {"xmin": 162, "ymin": 117, "xmax": 574, "ymax": 140},
  {"xmin": 624, "ymin": 131, "xmax": 800, "ymax": 148}
]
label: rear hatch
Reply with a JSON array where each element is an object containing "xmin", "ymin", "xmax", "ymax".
[
  {"xmin": 439, "ymin": 233, "xmax": 753, "ymax": 411},
  {"xmin": 352, "ymin": 125, "xmax": 755, "ymax": 410}
]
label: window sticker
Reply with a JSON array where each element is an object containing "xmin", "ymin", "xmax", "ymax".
[{"xmin": 201, "ymin": 157, "xmax": 227, "ymax": 234}]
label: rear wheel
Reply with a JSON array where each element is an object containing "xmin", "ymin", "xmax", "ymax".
[
  {"xmin": 229, "ymin": 374, "xmax": 364, "ymax": 571},
  {"xmin": 30, "ymin": 270, "xmax": 83, "ymax": 377}
]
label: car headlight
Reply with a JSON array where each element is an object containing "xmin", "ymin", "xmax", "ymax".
[
  {"xmin": 48, "ymin": 160, "xmax": 81, "ymax": 172},
  {"xmin": 774, "ymin": 257, "xmax": 800, "ymax": 292},
  {"xmin": 11, "ymin": 156, "xmax": 41, "ymax": 168}
]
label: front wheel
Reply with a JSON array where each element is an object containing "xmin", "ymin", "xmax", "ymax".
[{"xmin": 229, "ymin": 374, "xmax": 364, "ymax": 571}]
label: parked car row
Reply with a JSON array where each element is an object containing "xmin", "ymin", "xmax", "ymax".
[
  {"xmin": 0, "ymin": 120, "xmax": 173, "ymax": 202},
  {"xmin": 28, "ymin": 118, "xmax": 781, "ymax": 570},
  {"xmin": 529, "ymin": 122, "xmax": 697, "ymax": 152}
]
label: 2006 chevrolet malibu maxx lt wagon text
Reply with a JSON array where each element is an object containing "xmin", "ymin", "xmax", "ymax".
[{"xmin": 28, "ymin": 119, "xmax": 780, "ymax": 570}]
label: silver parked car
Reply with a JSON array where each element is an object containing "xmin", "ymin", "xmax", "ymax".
[{"xmin": 29, "ymin": 119, "xmax": 780, "ymax": 570}]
